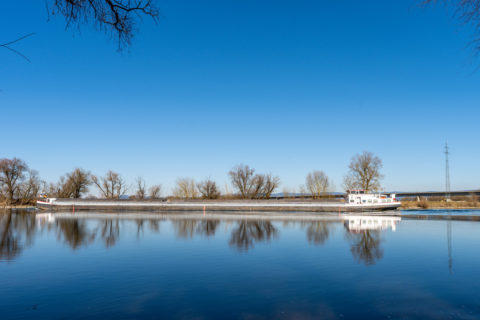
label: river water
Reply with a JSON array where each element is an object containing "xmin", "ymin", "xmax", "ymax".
[{"xmin": 1, "ymin": 210, "xmax": 479, "ymax": 319}]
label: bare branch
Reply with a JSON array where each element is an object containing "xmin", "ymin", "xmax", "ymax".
[
  {"xmin": 0, "ymin": 33, "xmax": 35, "ymax": 62},
  {"xmin": 423, "ymin": 0, "xmax": 480, "ymax": 52},
  {"xmin": 48, "ymin": 0, "xmax": 159, "ymax": 50},
  {"xmin": 92, "ymin": 170, "xmax": 127, "ymax": 199}
]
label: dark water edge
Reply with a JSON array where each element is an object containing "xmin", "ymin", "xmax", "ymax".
[{"xmin": 1, "ymin": 210, "xmax": 480, "ymax": 319}]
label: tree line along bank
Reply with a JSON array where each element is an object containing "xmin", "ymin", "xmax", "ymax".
[{"xmin": 0, "ymin": 151, "xmax": 383, "ymax": 205}]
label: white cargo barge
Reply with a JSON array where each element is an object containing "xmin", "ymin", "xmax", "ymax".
[{"xmin": 36, "ymin": 190, "xmax": 401, "ymax": 212}]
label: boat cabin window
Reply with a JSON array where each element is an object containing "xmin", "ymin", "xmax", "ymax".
[{"xmin": 349, "ymin": 190, "xmax": 365, "ymax": 195}]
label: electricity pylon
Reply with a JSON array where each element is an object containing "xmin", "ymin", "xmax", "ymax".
[{"xmin": 445, "ymin": 142, "xmax": 451, "ymax": 201}]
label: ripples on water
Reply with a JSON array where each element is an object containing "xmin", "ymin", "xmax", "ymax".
[{"xmin": 1, "ymin": 210, "xmax": 479, "ymax": 319}]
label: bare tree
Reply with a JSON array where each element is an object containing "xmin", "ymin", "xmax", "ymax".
[
  {"xmin": 148, "ymin": 184, "xmax": 162, "ymax": 199},
  {"xmin": 249, "ymin": 173, "xmax": 280, "ymax": 199},
  {"xmin": 173, "ymin": 178, "xmax": 198, "ymax": 199},
  {"xmin": 229, "ymin": 164, "xmax": 256, "ymax": 199},
  {"xmin": 48, "ymin": 168, "xmax": 91, "ymax": 198},
  {"xmin": 424, "ymin": 1, "xmax": 480, "ymax": 52},
  {"xmin": 305, "ymin": 170, "xmax": 330, "ymax": 199},
  {"xmin": 66, "ymin": 168, "xmax": 91, "ymax": 198},
  {"xmin": 47, "ymin": 0, "xmax": 159, "ymax": 49},
  {"xmin": 197, "ymin": 179, "xmax": 220, "ymax": 199},
  {"xmin": 0, "ymin": 158, "xmax": 28, "ymax": 205},
  {"xmin": 46, "ymin": 177, "xmax": 66, "ymax": 198},
  {"xmin": 343, "ymin": 151, "xmax": 383, "ymax": 192},
  {"xmin": 228, "ymin": 164, "xmax": 280, "ymax": 199},
  {"xmin": 135, "ymin": 177, "xmax": 146, "ymax": 199},
  {"xmin": 18, "ymin": 170, "xmax": 43, "ymax": 204},
  {"xmin": 261, "ymin": 174, "xmax": 280, "ymax": 199},
  {"xmin": 134, "ymin": 177, "xmax": 162, "ymax": 199},
  {"xmin": 91, "ymin": 171, "xmax": 127, "ymax": 199}
]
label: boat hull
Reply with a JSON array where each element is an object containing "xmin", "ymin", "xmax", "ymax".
[{"xmin": 36, "ymin": 200, "xmax": 401, "ymax": 213}]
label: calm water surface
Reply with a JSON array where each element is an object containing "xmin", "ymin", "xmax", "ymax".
[{"xmin": 1, "ymin": 210, "xmax": 479, "ymax": 319}]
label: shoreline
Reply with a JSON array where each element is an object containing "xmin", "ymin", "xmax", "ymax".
[
  {"xmin": 34, "ymin": 211, "xmax": 480, "ymax": 222},
  {"xmin": 2, "ymin": 203, "xmax": 480, "ymax": 212}
]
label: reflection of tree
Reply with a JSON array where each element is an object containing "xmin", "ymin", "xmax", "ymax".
[
  {"xmin": 135, "ymin": 219, "xmax": 145, "ymax": 237},
  {"xmin": 196, "ymin": 220, "xmax": 219, "ymax": 237},
  {"xmin": 98, "ymin": 220, "xmax": 120, "ymax": 248},
  {"xmin": 172, "ymin": 219, "xmax": 220, "ymax": 238},
  {"xmin": 303, "ymin": 221, "xmax": 332, "ymax": 245},
  {"xmin": 56, "ymin": 219, "xmax": 95, "ymax": 250},
  {"xmin": 134, "ymin": 219, "xmax": 162, "ymax": 237},
  {"xmin": 148, "ymin": 220, "xmax": 160, "ymax": 232},
  {"xmin": 347, "ymin": 230, "xmax": 384, "ymax": 266},
  {"xmin": 229, "ymin": 220, "xmax": 278, "ymax": 252},
  {"xmin": 0, "ymin": 211, "xmax": 36, "ymax": 261},
  {"xmin": 172, "ymin": 220, "xmax": 198, "ymax": 238}
]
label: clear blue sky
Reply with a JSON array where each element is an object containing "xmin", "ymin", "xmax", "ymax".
[{"xmin": 1, "ymin": 0, "xmax": 479, "ymax": 194}]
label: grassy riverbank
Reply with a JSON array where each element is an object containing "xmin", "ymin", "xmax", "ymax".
[{"xmin": 401, "ymin": 199, "xmax": 480, "ymax": 210}]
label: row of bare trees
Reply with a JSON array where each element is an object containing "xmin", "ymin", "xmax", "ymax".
[
  {"xmin": 0, "ymin": 151, "xmax": 384, "ymax": 203},
  {"xmin": 0, "ymin": 158, "xmax": 164, "ymax": 203},
  {"xmin": 171, "ymin": 165, "xmax": 282, "ymax": 200},
  {"xmin": 47, "ymin": 170, "xmax": 162, "ymax": 200},
  {"xmin": 134, "ymin": 177, "xmax": 162, "ymax": 200}
]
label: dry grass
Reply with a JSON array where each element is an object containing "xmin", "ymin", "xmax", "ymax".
[{"xmin": 401, "ymin": 197, "xmax": 480, "ymax": 209}]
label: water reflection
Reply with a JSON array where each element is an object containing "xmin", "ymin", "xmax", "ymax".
[
  {"xmin": 346, "ymin": 230, "xmax": 384, "ymax": 266},
  {"xmin": 343, "ymin": 216, "xmax": 400, "ymax": 266},
  {"xmin": 98, "ymin": 220, "xmax": 121, "ymax": 247},
  {"xmin": 56, "ymin": 219, "xmax": 94, "ymax": 250},
  {"xmin": 3, "ymin": 212, "xmax": 480, "ymax": 320},
  {"xmin": 0, "ymin": 211, "xmax": 36, "ymax": 261},
  {"xmin": 229, "ymin": 220, "xmax": 278, "ymax": 251},
  {"xmin": 302, "ymin": 221, "xmax": 333, "ymax": 245},
  {"xmin": 0, "ymin": 212, "xmax": 405, "ymax": 262}
]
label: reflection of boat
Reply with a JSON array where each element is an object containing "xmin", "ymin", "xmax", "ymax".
[
  {"xmin": 36, "ymin": 191, "xmax": 401, "ymax": 212},
  {"xmin": 35, "ymin": 213, "xmax": 55, "ymax": 224},
  {"xmin": 343, "ymin": 215, "xmax": 401, "ymax": 232}
]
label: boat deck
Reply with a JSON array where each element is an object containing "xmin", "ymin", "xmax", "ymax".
[{"xmin": 37, "ymin": 199, "xmax": 401, "ymax": 212}]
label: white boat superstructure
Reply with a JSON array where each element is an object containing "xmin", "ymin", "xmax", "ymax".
[{"xmin": 345, "ymin": 190, "xmax": 400, "ymax": 207}]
